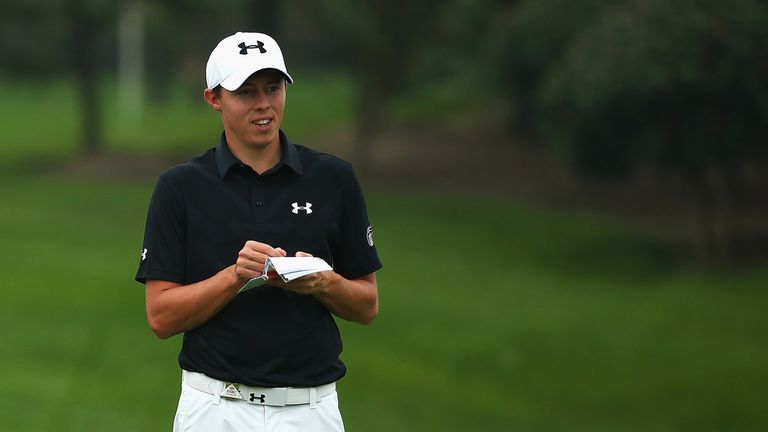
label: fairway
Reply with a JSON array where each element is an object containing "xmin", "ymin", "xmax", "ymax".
[{"xmin": 0, "ymin": 171, "xmax": 766, "ymax": 431}]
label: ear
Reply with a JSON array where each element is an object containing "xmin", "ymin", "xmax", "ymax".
[{"xmin": 203, "ymin": 88, "xmax": 222, "ymax": 111}]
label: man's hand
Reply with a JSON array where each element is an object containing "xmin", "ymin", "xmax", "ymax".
[
  {"xmin": 235, "ymin": 249, "xmax": 378, "ymax": 324},
  {"xmin": 272, "ymin": 251, "xmax": 340, "ymax": 295},
  {"xmin": 234, "ymin": 240, "xmax": 286, "ymax": 283},
  {"xmin": 278, "ymin": 250, "xmax": 379, "ymax": 324}
]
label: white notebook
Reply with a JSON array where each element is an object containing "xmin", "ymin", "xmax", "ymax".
[{"xmin": 238, "ymin": 256, "xmax": 332, "ymax": 293}]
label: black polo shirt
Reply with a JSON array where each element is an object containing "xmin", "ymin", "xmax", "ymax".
[{"xmin": 136, "ymin": 131, "xmax": 381, "ymax": 387}]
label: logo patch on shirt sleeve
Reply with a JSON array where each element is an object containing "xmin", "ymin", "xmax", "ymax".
[{"xmin": 366, "ymin": 225, "xmax": 374, "ymax": 247}]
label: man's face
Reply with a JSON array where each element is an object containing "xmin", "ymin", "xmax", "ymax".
[{"xmin": 209, "ymin": 70, "xmax": 287, "ymax": 151}]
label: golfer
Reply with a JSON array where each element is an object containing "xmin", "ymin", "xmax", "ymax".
[{"xmin": 135, "ymin": 31, "xmax": 381, "ymax": 431}]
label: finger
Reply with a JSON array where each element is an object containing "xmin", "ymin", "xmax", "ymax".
[
  {"xmin": 244, "ymin": 240, "xmax": 287, "ymax": 258},
  {"xmin": 244, "ymin": 240, "xmax": 270, "ymax": 251},
  {"xmin": 295, "ymin": 251, "xmax": 313, "ymax": 257},
  {"xmin": 235, "ymin": 261, "xmax": 263, "ymax": 279},
  {"xmin": 239, "ymin": 246, "xmax": 268, "ymax": 265}
]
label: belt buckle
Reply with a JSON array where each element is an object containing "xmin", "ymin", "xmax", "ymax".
[
  {"xmin": 220, "ymin": 382, "xmax": 243, "ymax": 400},
  {"xmin": 245, "ymin": 387, "xmax": 288, "ymax": 406}
]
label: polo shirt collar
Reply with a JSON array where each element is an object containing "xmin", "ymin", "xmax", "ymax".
[{"xmin": 215, "ymin": 130, "xmax": 303, "ymax": 178}]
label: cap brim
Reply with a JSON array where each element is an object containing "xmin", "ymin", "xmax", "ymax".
[{"xmin": 219, "ymin": 68, "xmax": 293, "ymax": 91}]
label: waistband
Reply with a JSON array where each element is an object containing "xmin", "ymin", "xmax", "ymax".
[{"xmin": 182, "ymin": 370, "xmax": 336, "ymax": 407}]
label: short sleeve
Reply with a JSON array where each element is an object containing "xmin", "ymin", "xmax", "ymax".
[
  {"xmin": 332, "ymin": 167, "xmax": 382, "ymax": 279},
  {"xmin": 135, "ymin": 176, "xmax": 187, "ymax": 284}
]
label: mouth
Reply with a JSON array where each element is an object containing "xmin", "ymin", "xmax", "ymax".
[{"xmin": 251, "ymin": 118, "xmax": 272, "ymax": 127}]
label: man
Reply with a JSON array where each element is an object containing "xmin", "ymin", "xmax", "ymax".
[{"xmin": 135, "ymin": 32, "xmax": 381, "ymax": 431}]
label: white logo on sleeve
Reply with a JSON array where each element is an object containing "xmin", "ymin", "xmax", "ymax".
[
  {"xmin": 140, "ymin": 248, "xmax": 148, "ymax": 261},
  {"xmin": 366, "ymin": 226, "xmax": 374, "ymax": 246},
  {"xmin": 291, "ymin": 202, "xmax": 313, "ymax": 214}
]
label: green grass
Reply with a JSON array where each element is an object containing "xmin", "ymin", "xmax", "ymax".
[
  {"xmin": 1, "ymin": 76, "xmax": 766, "ymax": 430},
  {"xmin": 0, "ymin": 171, "xmax": 766, "ymax": 431}
]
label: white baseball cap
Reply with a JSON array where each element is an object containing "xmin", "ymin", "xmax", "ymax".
[{"xmin": 206, "ymin": 32, "xmax": 293, "ymax": 90}]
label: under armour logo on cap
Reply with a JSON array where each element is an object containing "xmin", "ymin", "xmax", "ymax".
[{"xmin": 238, "ymin": 41, "xmax": 266, "ymax": 55}]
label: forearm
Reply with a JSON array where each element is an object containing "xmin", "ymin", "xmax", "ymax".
[
  {"xmin": 313, "ymin": 273, "xmax": 379, "ymax": 324},
  {"xmin": 145, "ymin": 241, "xmax": 287, "ymax": 339},
  {"xmin": 145, "ymin": 265, "xmax": 241, "ymax": 339}
]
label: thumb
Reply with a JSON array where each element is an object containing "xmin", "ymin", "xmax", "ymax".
[{"xmin": 295, "ymin": 251, "xmax": 313, "ymax": 257}]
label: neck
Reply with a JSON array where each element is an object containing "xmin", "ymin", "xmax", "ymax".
[{"xmin": 226, "ymin": 132, "xmax": 282, "ymax": 174}]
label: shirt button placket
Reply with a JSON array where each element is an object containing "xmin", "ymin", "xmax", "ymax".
[{"xmin": 252, "ymin": 178, "xmax": 267, "ymax": 224}]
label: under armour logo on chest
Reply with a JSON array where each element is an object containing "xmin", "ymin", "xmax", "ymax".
[
  {"xmin": 238, "ymin": 41, "xmax": 266, "ymax": 55},
  {"xmin": 292, "ymin": 202, "xmax": 313, "ymax": 214},
  {"xmin": 249, "ymin": 393, "xmax": 266, "ymax": 403}
]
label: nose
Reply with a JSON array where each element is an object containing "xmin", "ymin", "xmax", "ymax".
[{"xmin": 252, "ymin": 90, "xmax": 270, "ymax": 110}]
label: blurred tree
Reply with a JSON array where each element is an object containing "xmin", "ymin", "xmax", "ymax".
[
  {"xmin": 303, "ymin": 0, "xmax": 514, "ymax": 171},
  {"xmin": 498, "ymin": 0, "xmax": 622, "ymax": 140},
  {"xmin": 522, "ymin": 0, "xmax": 768, "ymax": 262},
  {"xmin": 118, "ymin": 0, "xmax": 145, "ymax": 129},
  {"xmin": 403, "ymin": 0, "xmax": 517, "ymax": 107},
  {"xmin": 0, "ymin": 0, "xmax": 117, "ymax": 154},
  {"xmin": 308, "ymin": 0, "xmax": 451, "ymax": 171},
  {"xmin": 0, "ymin": 0, "xmax": 271, "ymax": 153},
  {"xmin": 306, "ymin": 0, "xmax": 442, "ymax": 171},
  {"xmin": 143, "ymin": 0, "xmax": 250, "ymax": 102}
]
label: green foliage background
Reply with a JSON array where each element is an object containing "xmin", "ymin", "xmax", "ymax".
[{"xmin": 535, "ymin": 0, "xmax": 768, "ymax": 176}]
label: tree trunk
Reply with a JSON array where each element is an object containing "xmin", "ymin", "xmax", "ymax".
[
  {"xmin": 69, "ymin": 7, "xmax": 102, "ymax": 155},
  {"xmin": 74, "ymin": 50, "xmax": 102, "ymax": 155},
  {"xmin": 687, "ymin": 173, "xmax": 713, "ymax": 264},
  {"xmin": 245, "ymin": 2, "xmax": 281, "ymax": 36},
  {"xmin": 352, "ymin": 82, "xmax": 384, "ymax": 176},
  {"xmin": 685, "ymin": 167, "xmax": 735, "ymax": 266},
  {"xmin": 706, "ymin": 166, "xmax": 735, "ymax": 264},
  {"xmin": 118, "ymin": 0, "xmax": 145, "ymax": 130}
]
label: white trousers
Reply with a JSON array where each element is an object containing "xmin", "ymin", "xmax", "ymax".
[{"xmin": 172, "ymin": 381, "xmax": 345, "ymax": 432}]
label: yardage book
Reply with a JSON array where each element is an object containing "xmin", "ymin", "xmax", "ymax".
[{"xmin": 238, "ymin": 256, "xmax": 333, "ymax": 293}]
